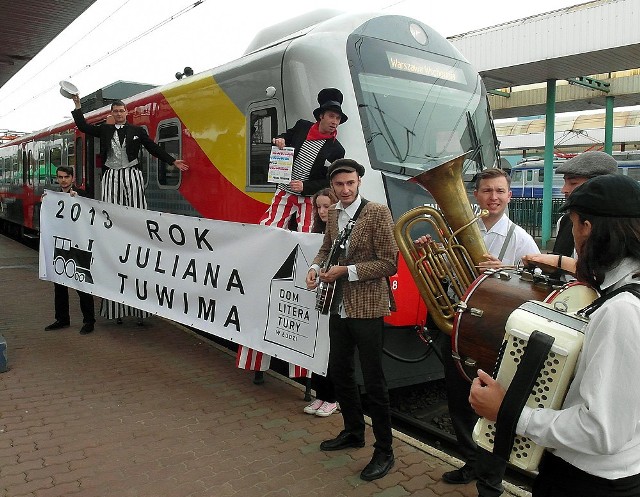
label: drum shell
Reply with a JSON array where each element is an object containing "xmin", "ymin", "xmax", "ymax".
[{"xmin": 452, "ymin": 271, "xmax": 551, "ymax": 382}]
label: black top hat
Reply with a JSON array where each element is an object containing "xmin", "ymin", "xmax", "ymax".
[{"xmin": 313, "ymin": 88, "xmax": 348, "ymax": 123}]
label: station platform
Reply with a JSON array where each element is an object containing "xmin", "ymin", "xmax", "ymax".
[{"xmin": 0, "ymin": 234, "xmax": 531, "ymax": 497}]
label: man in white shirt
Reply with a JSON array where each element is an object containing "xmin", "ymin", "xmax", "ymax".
[
  {"xmin": 470, "ymin": 174, "xmax": 640, "ymax": 497},
  {"xmin": 440, "ymin": 167, "xmax": 540, "ymax": 497}
]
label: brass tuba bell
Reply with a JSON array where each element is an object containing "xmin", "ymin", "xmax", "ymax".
[{"xmin": 394, "ymin": 153, "xmax": 487, "ymax": 335}]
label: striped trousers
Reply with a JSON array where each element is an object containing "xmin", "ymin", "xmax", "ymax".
[
  {"xmin": 236, "ymin": 189, "xmax": 314, "ymax": 378},
  {"xmin": 99, "ymin": 167, "xmax": 150, "ymax": 320}
]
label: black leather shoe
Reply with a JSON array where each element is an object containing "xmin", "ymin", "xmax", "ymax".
[
  {"xmin": 360, "ymin": 449, "xmax": 395, "ymax": 481},
  {"xmin": 79, "ymin": 323, "xmax": 94, "ymax": 335},
  {"xmin": 320, "ymin": 431, "xmax": 365, "ymax": 451},
  {"xmin": 44, "ymin": 321, "xmax": 70, "ymax": 331},
  {"xmin": 442, "ymin": 465, "xmax": 476, "ymax": 484}
]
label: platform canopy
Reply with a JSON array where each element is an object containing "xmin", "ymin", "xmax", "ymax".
[{"xmin": 0, "ymin": 0, "xmax": 97, "ymax": 90}]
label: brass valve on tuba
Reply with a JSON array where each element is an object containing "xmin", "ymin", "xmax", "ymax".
[{"xmin": 394, "ymin": 153, "xmax": 488, "ymax": 335}]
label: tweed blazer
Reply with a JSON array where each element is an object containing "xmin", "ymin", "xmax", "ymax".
[
  {"xmin": 313, "ymin": 200, "xmax": 398, "ymax": 318},
  {"xmin": 72, "ymin": 109, "xmax": 177, "ymax": 173}
]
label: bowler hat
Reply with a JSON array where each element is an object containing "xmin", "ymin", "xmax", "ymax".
[
  {"xmin": 327, "ymin": 158, "xmax": 365, "ymax": 179},
  {"xmin": 555, "ymin": 151, "xmax": 618, "ymax": 177},
  {"xmin": 313, "ymin": 88, "xmax": 348, "ymax": 123},
  {"xmin": 561, "ymin": 174, "xmax": 640, "ymax": 217}
]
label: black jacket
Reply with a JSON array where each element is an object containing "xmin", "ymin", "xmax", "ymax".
[
  {"xmin": 71, "ymin": 109, "xmax": 176, "ymax": 172},
  {"xmin": 278, "ymin": 119, "xmax": 345, "ymax": 196}
]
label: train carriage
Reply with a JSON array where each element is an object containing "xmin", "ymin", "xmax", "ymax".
[{"xmin": 0, "ymin": 10, "xmax": 499, "ymax": 387}]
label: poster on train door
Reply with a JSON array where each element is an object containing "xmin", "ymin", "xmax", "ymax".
[{"xmin": 38, "ymin": 192, "xmax": 330, "ymax": 375}]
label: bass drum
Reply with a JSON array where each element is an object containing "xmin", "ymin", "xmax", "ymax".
[{"xmin": 452, "ymin": 269, "xmax": 551, "ymax": 383}]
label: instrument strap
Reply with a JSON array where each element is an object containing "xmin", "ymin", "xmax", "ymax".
[
  {"xmin": 493, "ymin": 330, "xmax": 555, "ymax": 461},
  {"xmin": 498, "ymin": 221, "xmax": 516, "ymax": 262},
  {"xmin": 579, "ymin": 283, "xmax": 640, "ymax": 317},
  {"xmin": 334, "ymin": 199, "xmax": 369, "ymax": 260}
]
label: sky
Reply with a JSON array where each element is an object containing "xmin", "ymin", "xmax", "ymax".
[{"xmin": 0, "ymin": 0, "xmax": 586, "ymax": 133}]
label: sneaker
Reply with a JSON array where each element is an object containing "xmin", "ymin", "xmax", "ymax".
[
  {"xmin": 315, "ymin": 401, "xmax": 337, "ymax": 417},
  {"xmin": 303, "ymin": 399, "xmax": 324, "ymax": 415}
]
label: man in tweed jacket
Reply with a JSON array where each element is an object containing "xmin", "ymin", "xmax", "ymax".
[{"xmin": 306, "ymin": 159, "xmax": 398, "ymax": 482}]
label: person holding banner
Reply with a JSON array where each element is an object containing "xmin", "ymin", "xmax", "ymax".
[
  {"xmin": 44, "ymin": 166, "xmax": 96, "ymax": 335},
  {"xmin": 306, "ymin": 159, "xmax": 398, "ymax": 482},
  {"xmin": 303, "ymin": 188, "xmax": 339, "ymax": 418},
  {"xmin": 237, "ymin": 88, "xmax": 347, "ymax": 384},
  {"xmin": 71, "ymin": 94, "xmax": 188, "ymax": 323},
  {"xmin": 470, "ymin": 174, "xmax": 640, "ymax": 497}
]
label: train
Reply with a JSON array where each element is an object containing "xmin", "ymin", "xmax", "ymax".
[
  {"xmin": 0, "ymin": 10, "xmax": 499, "ymax": 388},
  {"xmin": 509, "ymin": 155, "xmax": 640, "ymax": 198}
]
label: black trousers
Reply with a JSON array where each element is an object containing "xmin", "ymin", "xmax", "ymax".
[
  {"xmin": 329, "ymin": 315, "xmax": 392, "ymax": 453},
  {"xmin": 312, "ymin": 366, "xmax": 336, "ymax": 403},
  {"xmin": 54, "ymin": 283, "xmax": 95, "ymax": 324},
  {"xmin": 534, "ymin": 452, "xmax": 640, "ymax": 497},
  {"xmin": 439, "ymin": 332, "xmax": 505, "ymax": 497}
]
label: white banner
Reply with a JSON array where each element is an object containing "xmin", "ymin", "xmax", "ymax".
[{"xmin": 38, "ymin": 192, "xmax": 330, "ymax": 374}]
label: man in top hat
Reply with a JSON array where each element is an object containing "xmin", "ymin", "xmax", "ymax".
[
  {"xmin": 237, "ymin": 88, "xmax": 347, "ymax": 380},
  {"xmin": 470, "ymin": 174, "xmax": 640, "ymax": 497},
  {"xmin": 524, "ymin": 150, "xmax": 618, "ymax": 274},
  {"xmin": 306, "ymin": 158, "xmax": 398, "ymax": 482}
]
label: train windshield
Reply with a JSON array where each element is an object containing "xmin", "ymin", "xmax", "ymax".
[{"xmin": 349, "ymin": 35, "xmax": 497, "ymax": 179}]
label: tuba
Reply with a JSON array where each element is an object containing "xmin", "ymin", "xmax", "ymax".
[{"xmin": 394, "ymin": 153, "xmax": 487, "ymax": 335}]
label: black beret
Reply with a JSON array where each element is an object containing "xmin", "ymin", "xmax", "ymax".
[
  {"xmin": 327, "ymin": 158, "xmax": 365, "ymax": 179},
  {"xmin": 561, "ymin": 174, "xmax": 640, "ymax": 217}
]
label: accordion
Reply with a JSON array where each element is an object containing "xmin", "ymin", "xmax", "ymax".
[{"xmin": 472, "ymin": 300, "xmax": 589, "ymax": 472}]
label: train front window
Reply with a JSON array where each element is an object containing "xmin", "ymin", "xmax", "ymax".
[{"xmin": 349, "ymin": 36, "xmax": 497, "ymax": 179}]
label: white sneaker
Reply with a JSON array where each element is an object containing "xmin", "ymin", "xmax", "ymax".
[
  {"xmin": 304, "ymin": 399, "xmax": 324, "ymax": 414},
  {"xmin": 315, "ymin": 401, "xmax": 337, "ymax": 417}
]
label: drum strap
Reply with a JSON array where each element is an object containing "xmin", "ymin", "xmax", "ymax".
[{"xmin": 492, "ymin": 330, "xmax": 555, "ymax": 461}]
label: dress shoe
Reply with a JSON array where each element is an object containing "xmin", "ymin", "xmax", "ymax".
[
  {"xmin": 320, "ymin": 431, "xmax": 365, "ymax": 451},
  {"xmin": 360, "ymin": 449, "xmax": 395, "ymax": 481},
  {"xmin": 442, "ymin": 464, "xmax": 476, "ymax": 484},
  {"xmin": 79, "ymin": 323, "xmax": 94, "ymax": 335},
  {"xmin": 44, "ymin": 321, "xmax": 70, "ymax": 331}
]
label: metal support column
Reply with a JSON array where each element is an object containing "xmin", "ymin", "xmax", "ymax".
[
  {"xmin": 542, "ymin": 80, "xmax": 556, "ymax": 249},
  {"xmin": 604, "ymin": 95, "xmax": 614, "ymax": 155}
]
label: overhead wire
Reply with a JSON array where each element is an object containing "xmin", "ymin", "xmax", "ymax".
[{"xmin": 0, "ymin": 0, "xmax": 206, "ymax": 120}]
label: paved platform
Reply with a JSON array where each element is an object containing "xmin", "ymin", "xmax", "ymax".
[{"xmin": 0, "ymin": 234, "xmax": 532, "ymax": 497}]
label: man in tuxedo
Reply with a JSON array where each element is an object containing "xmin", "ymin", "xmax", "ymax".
[
  {"xmin": 71, "ymin": 95, "xmax": 188, "ymax": 321},
  {"xmin": 306, "ymin": 159, "xmax": 398, "ymax": 482},
  {"xmin": 44, "ymin": 166, "xmax": 95, "ymax": 335}
]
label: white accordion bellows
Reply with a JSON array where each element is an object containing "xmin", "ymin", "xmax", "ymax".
[{"xmin": 473, "ymin": 300, "xmax": 588, "ymax": 472}]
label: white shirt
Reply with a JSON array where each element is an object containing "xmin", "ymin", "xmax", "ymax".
[
  {"xmin": 478, "ymin": 213, "xmax": 540, "ymax": 265},
  {"xmin": 516, "ymin": 258, "xmax": 640, "ymax": 478}
]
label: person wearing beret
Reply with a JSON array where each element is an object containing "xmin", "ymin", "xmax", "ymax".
[
  {"xmin": 71, "ymin": 94, "xmax": 188, "ymax": 323},
  {"xmin": 306, "ymin": 159, "xmax": 398, "ymax": 482},
  {"xmin": 523, "ymin": 151, "xmax": 619, "ymax": 276},
  {"xmin": 237, "ymin": 88, "xmax": 347, "ymax": 383},
  {"xmin": 470, "ymin": 174, "xmax": 640, "ymax": 497}
]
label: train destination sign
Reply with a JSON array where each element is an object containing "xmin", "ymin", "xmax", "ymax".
[
  {"xmin": 38, "ymin": 192, "xmax": 330, "ymax": 375},
  {"xmin": 386, "ymin": 51, "xmax": 466, "ymax": 84}
]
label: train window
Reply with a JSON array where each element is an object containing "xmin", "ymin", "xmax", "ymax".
[
  {"xmin": 526, "ymin": 170, "xmax": 534, "ymax": 182},
  {"xmin": 38, "ymin": 151, "xmax": 46, "ymax": 183},
  {"xmin": 50, "ymin": 147, "xmax": 62, "ymax": 182},
  {"xmin": 627, "ymin": 167, "xmax": 640, "ymax": 181},
  {"xmin": 0, "ymin": 158, "xmax": 5, "ymax": 184},
  {"xmin": 249, "ymin": 107, "xmax": 278, "ymax": 188},
  {"xmin": 27, "ymin": 151, "xmax": 34, "ymax": 185},
  {"xmin": 156, "ymin": 121, "xmax": 181, "ymax": 188},
  {"xmin": 138, "ymin": 125, "xmax": 150, "ymax": 188},
  {"xmin": 74, "ymin": 137, "xmax": 83, "ymax": 186},
  {"xmin": 21, "ymin": 151, "xmax": 27, "ymax": 185}
]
